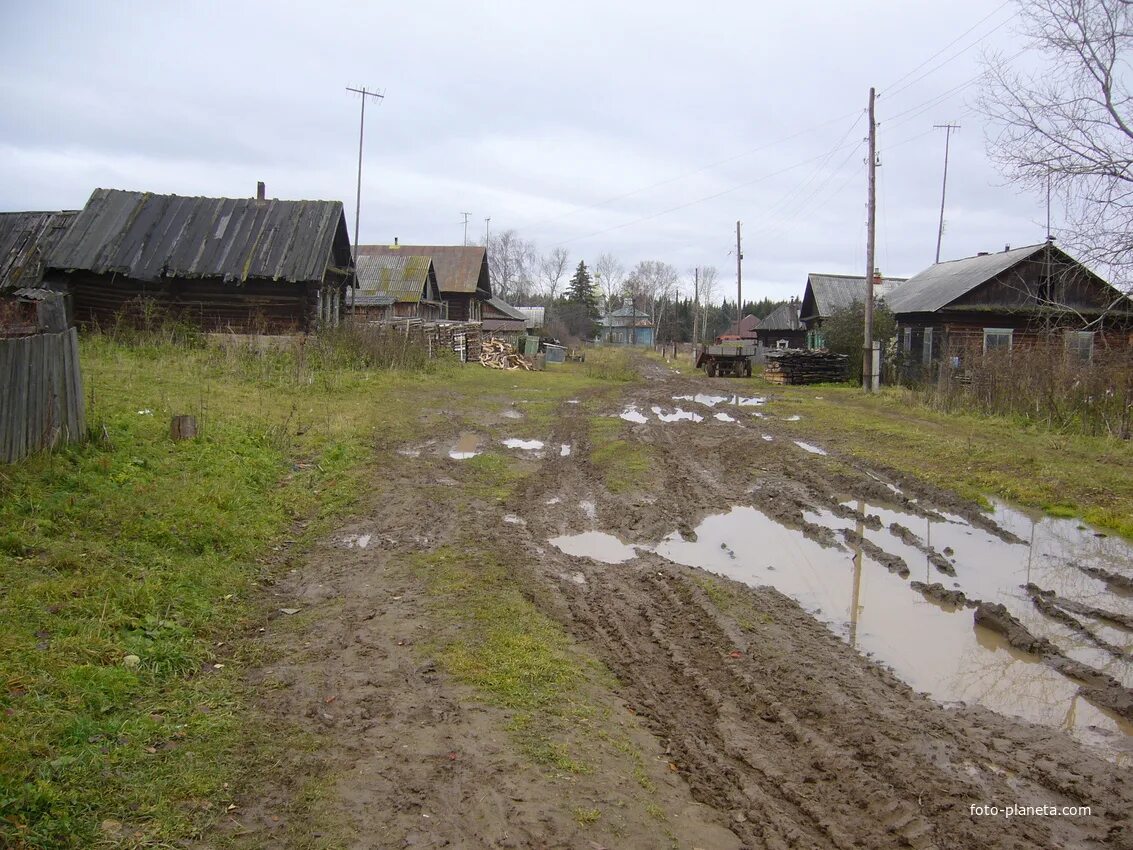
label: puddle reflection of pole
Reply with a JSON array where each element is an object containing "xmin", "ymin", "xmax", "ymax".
[
  {"xmin": 1027, "ymin": 518, "xmax": 1036, "ymax": 585},
  {"xmin": 1061, "ymin": 691, "xmax": 1079, "ymax": 732},
  {"xmin": 926, "ymin": 517, "xmax": 932, "ymax": 583},
  {"xmin": 850, "ymin": 501, "xmax": 865, "ymax": 648}
]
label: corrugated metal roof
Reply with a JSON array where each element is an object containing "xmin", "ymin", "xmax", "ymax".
[
  {"xmin": 0, "ymin": 210, "xmax": 78, "ymax": 290},
  {"xmin": 885, "ymin": 245, "xmax": 1045, "ymax": 314},
  {"xmin": 801, "ymin": 273, "xmax": 907, "ymax": 319},
  {"xmin": 47, "ymin": 188, "xmax": 352, "ymax": 284},
  {"xmin": 760, "ymin": 301, "xmax": 802, "ymax": 331},
  {"xmin": 600, "ymin": 306, "xmax": 653, "ymax": 328},
  {"xmin": 515, "ymin": 305, "xmax": 545, "ymax": 327},
  {"xmin": 356, "ymin": 244, "xmax": 490, "ymax": 295},
  {"xmin": 355, "ymin": 254, "xmax": 434, "ymax": 303}
]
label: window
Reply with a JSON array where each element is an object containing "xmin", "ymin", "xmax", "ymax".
[
  {"xmin": 922, "ymin": 327, "xmax": 934, "ymax": 365},
  {"xmin": 983, "ymin": 328, "xmax": 1013, "ymax": 353},
  {"xmin": 776, "ymin": 338, "xmax": 789, "ymax": 349},
  {"xmin": 1064, "ymin": 330, "xmax": 1094, "ymax": 362},
  {"xmin": 903, "ymin": 327, "xmax": 912, "ymax": 353}
]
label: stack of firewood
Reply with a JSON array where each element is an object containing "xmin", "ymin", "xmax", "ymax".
[
  {"xmin": 479, "ymin": 338, "xmax": 533, "ymax": 370},
  {"xmin": 763, "ymin": 349, "xmax": 847, "ymax": 384}
]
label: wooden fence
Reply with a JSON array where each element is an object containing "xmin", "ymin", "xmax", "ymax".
[{"xmin": 0, "ymin": 328, "xmax": 86, "ymax": 463}]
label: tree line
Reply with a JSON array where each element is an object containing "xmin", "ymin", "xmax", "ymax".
[{"xmin": 485, "ymin": 229, "xmax": 786, "ymax": 343}]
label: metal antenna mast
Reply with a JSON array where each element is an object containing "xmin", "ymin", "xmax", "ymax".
[
  {"xmin": 484, "ymin": 217, "xmax": 491, "ymax": 245},
  {"xmin": 460, "ymin": 212, "xmax": 472, "ymax": 245},
  {"xmin": 933, "ymin": 123, "xmax": 960, "ymax": 264},
  {"xmin": 346, "ymin": 85, "xmax": 385, "ymax": 269}
]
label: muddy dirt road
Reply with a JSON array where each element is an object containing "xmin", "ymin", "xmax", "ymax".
[{"xmin": 237, "ymin": 360, "xmax": 1133, "ymax": 849}]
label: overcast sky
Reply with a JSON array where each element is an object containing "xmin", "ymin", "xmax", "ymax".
[{"xmin": 0, "ymin": 0, "xmax": 1047, "ymax": 302}]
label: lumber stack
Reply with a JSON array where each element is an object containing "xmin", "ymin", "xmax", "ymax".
[
  {"xmin": 763, "ymin": 349, "xmax": 848, "ymax": 384},
  {"xmin": 479, "ymin": 337, "xmax": 533, "ymax": 370}
]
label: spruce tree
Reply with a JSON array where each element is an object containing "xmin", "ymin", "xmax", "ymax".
[{"xmin": 566, "ymin": 261, "xmax": 598, "ymax": 316}]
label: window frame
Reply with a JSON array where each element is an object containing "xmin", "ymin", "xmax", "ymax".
[{"xmin": 982, "ymin": 327, "xmax": 1013, "ymax": 354}]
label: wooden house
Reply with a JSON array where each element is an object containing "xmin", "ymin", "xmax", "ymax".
[
  {"xmin": 599, "ymin": 305, "xmax": 654, "ymax": 346},
  {"xmin": 351, "ymin": 254, "xmax": 444, "ymax": 321},
  {"xmin": 43, "ymin": 187, "xmax": 353, "ymax": 333},
  {"xmin": 886, "ymin": 242, "xmax": 1133, "ymax": 379},
  {"xmin": 755, "ymin": 299, "xmax": 806, "ymax": 349},
  {"xmin": 481, "ymin": 296, "xmax": 528, "ymax": 345},
  {"xmin": 799, "ymin": 272, "xmax": 906, "ymax": 349},
  {"xmin": 355, "ymin": 243, "xmax": 490, "ymax": 321}
]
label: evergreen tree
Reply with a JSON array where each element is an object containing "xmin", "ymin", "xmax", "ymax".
[{"xmin": 565, "ymin": 261, "xmax": 599, "ymax": 314}]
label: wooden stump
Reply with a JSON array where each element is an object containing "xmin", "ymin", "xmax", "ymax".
[{"xmin": 170, "ymin": 415, "xmax": 197, "ymax": 441}]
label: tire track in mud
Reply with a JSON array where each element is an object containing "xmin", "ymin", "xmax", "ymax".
[{"xmin": 522, "ymin": 366, "xmax": 1132, "ymax": 849}]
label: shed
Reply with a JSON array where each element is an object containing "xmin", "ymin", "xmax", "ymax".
[
  {"xmin": 756, "ymin": 299, "xmax": 806, "ymax": 349},
  {"xmin": 352, "ymin": 254, "xmax": 444, "ymax": 321},
  {"xmin": 1, "ymin": 210, "xmax": 78, "ymax": 293},
  {"xmin": 599, "ymin": 305, "xmax": 654, "ymax": 346},
  {"xmin": 724, "ymin": 314, "xmax": 760, "ymax": 340},
  {"xmin": 355, "ymin": 243, "xmax": 490, "ymax": 321},
  {"xmin": 514, "ymin": 305, "xmax": 545, "ymax": 331},
  {"xmin": 482, "ymin": 296, "xmax": 528, "ymax": 345},
  {"xmin": 44, "ymin": 188, "xmax": 353, "ymax": 333},
  {"xmin": 886, "ymin": 242, "xmax": 1133, "ymax": 378},
  {"xmin": 799, "ymin": 272, "xmax": 907, "ymax": 348}
]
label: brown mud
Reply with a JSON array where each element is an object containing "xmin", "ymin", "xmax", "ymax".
[{"xmin": 227, "ymin": 359, "xmax": 1133, "ymax": 849}]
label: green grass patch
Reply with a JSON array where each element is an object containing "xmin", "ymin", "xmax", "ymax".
[
  {"xmin": 764, "ymin": 384, "xmax": 1133, "ymax": 538},
  {"xmin": 588, "ymin": 417, "xmax": 652, "ymax": 494},
  {"xmin": 584, "ymin": 348, "xmax": 638, "ymax": 382},
  {"xmin": 409, "ymin": 545, "xmax": 594, "ymax": 772}
]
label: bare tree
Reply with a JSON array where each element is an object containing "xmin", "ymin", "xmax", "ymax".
[
  {"xmin": 698, "ymin": 265, "xmax": 720, "ymax": 339},
  {"xmin": 979, "ymin": 0, "xmax": 1133, "ymax": 288},
  {"xmin": 626, "ymin": 260, "xmax": 681, "ymax": 330},
  {"xmin": 487, "ymin": 229, "xmax": 537, "ymax": 303},
  {"xmin": 538, "ymin": 247, "xmax": 570, "ymax": 303},
  {"xmin": 594, "ymin": 253, "xmax": 626, "ymax": 313}
]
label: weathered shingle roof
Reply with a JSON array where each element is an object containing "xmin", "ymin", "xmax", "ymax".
[
  {"xmin": 760, "ymin": 301, "xmax": 802, "ymax": 331},
  {"xmin": 885, "ymin": 245, "xmax": 1046, "ymax": 314},
  {"xmin": 484, "ymin": 296, "xmax": 526, "ymax": 321},
  {"xmin": 356, "ymin": 244, "xmax": 490, "ymax": 295},
  {"xmin": 0, "ymin": 210, "xmax": 78, "ymax": 291},
  {"xmin": 47, "ymin": 189, "xmax": 352, "ymax": 284},
  {"xmin": 350, "ymin": 291, "xmax": 396, "ymax": 308},
  {"xmin": 355, "ymin": 254, "xmax": 435, "ymax": 303},
  {"xmin": 801, "ymin": 273, "xmax": 907, "ymax": 320}
]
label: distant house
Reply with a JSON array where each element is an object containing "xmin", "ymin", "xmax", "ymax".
[
  {"xmin": 43, "ymin": 187, "xmax": 353, "ymax": 333},
  {"xmin": 1, "ymin": 210, "xmax": 78, "ymax": 335},
  {"xmin": 756, "ymin": 299, "xmax": 805, "ymax": 349},
  {"xmin": 799, "ymin": 272, "xmax": 907, "ymax": 349},
  {"xmin": 886, "ymin": 241, "xmax": 1133, "ymax": 378},
  {"xmin": 724, "ymin": 314, "xmax": 760, "ymax": 340},
  {"xmin": 352, "ymin": 254, "xmax": 444, "ymax": 321},
  {"xmin": 356, "ymin": 243, "xmax": 490, "ymax": 321},
  {"xmin": 482, "ymin": 297, "xmax": 528, "ymax": 344},
  {"xmin": 599, "ymin": 305, "xmax": 654, "ymax": 346}
]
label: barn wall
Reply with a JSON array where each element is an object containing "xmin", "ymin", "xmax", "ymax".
[{"xmin": 56, "ymin": 272, "xmax": 327, "ymax": 333}]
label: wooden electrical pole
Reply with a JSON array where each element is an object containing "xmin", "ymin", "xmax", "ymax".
[
  {"xmin": 933, "ymin": 123, "xmax": 960, "ymax": 264},
  {"xmin": 735, "ymin": 221, "xmax": 743, "ymax": 327},
  {"xmin": 863, "ymin": 87, "xmax": 877, "ymax": 392},
  {"xmin": 693, "ymin": 266, "xmax": 700, "ymax": 349}
]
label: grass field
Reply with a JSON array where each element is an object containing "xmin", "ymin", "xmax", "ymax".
[{"xmin": 0, "ymin": 336, "xmax": 620, "ymax": 849}]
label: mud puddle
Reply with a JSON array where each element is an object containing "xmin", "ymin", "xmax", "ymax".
[
  {"xmin": 501, "ymin": 438, "xmax": 544, "ymax": 451},
  {"xmin": 651, "ymin": 405, "xmax": 704, "ymax": 423},
  {"xmin": 550, "ymin": 531, "xmax": 640, "ymax": 564},
  {"xmin": 448, "ymin": 432, "xmax": 482, "ymax": 460},
  {"xmin": 672, "ymin": 394, "xmax": 765, "ymax": 407},
  {"xmin": 794, "ymin": 440, "xmax": 827, "ymax": 455},
  {"xmin": 653, "ymin": 503, "xmax": 1133, "ymax": 762}
]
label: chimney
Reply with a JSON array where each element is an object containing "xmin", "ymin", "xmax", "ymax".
[
  {"xmin": 394, "ymin": 237, "xmax": 399, "ymax": 247},
  {"xmin": 1004, "ymin": 244, "xmax": 1011, "ymax": 252},
  {"xmin": 256, "ymin": 181, "xmax": 265, "ymax": 201}
]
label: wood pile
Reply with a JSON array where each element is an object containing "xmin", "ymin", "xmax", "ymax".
[
  {"xmin": 763, "ymin": 349, "xmax": 848, "ymax": 384},
  {"xmin": 479, "ymin": 337, "xmax": 533, "ymax": 370}
]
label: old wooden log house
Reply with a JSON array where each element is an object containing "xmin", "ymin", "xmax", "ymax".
[{"xmin": 42, "ymin": 185, "xmax": 354, "ymax": 333}]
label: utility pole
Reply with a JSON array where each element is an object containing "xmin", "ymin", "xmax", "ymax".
[
  {"xmin": 863, "ymin": 87, "xmax": 878, "ymax": 392},
  {"xmin": 346, "ymin": 85, "xmax": 385, "ymax": 315},
  {"xmin": 933, "ymin": 123, "xmax": 960, "ymax": 263},
  {"xmin": 735, "ymin": 221, "xmax": 743, "ymax": 328},
  {"xmin": 460, "ymin": 212, "xmax": 471, "ymax": 246},
  {"xmin": 693, "ymin": 266, "xmax": 700, "ymax": 349},
  {"xmin": 484, "ymin": 217, "xmax": 491, "ymax": 246}
]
